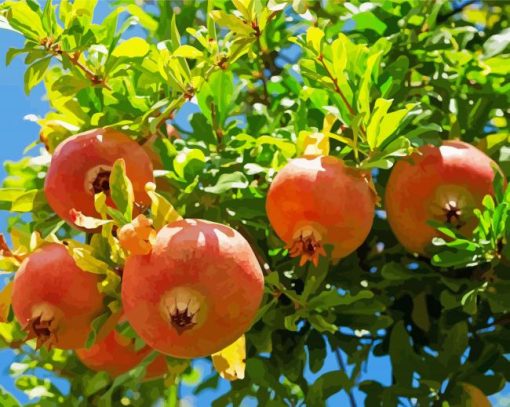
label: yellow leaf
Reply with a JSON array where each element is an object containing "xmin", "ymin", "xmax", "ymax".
[
  {"xmin": 298, "ymin": 131, "xmax": 329, "ymax": 158},
  {"xmin": 306, "ymin": 27, "xmax": 324, "ymax": 53},
  {"xmin": 0, "ymin": 282, "xmax": 13, "ymax": 323},
  {"xmin": 211, "ymin": 335, "xmax": 246, "ymax": 381},
  {"xmin": 112, "ymin": 37, "xmax": 150, "ymax": 58},
  {"xmin": 173, "ymin": 45, "xmax": 203, "ymax": 59},
  {"xmin": 145, "ymin": 182, "xmax": 182, "ymax": 230}
]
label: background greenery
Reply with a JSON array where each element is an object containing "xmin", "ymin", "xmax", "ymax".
[{"xmin": 0, "ymin": 0, "xmax": 509, "ymax": 405}]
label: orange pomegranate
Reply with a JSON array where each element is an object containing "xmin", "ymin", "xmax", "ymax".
[
  {"xmin": 77, "ymin": 327, "xmax": 168, "ymax": 380},
  {"xmin": 266, "ymin": 155, "xmax": 376, "ymax": 265},
  {"xmin": 385, "ymin": 140, "xmax": 502, "ymax": 256},
  {"xmin": 12, "ymin": 243, "xmax": 104, "ymax": 349},
  {"xmin": 122, "ymin": 219, "xmax": 264, "ymax": 359},
  {"xmin": 44, "ymin": 128, "xmax": 154, "ymax": 229}
]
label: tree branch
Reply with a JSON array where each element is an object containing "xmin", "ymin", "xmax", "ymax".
[{"xmin": 334, "ymin": 348, "xmax": 357, "ymax": 407}]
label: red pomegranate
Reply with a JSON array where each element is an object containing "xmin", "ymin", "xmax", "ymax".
[
  {"xmin": 266, "ymin": 155, "xmax": 376, "ymax": 265},
  {"xmin": 44, "ymin": 128, "xmax": 154, "ymax": 228},
  {"xmin": 385, "ymin": 140, "xmax": 503, "ymax": 256},
  {"xmin": 122, "ymin": 219, "xmax": 264, "ymax": 359},
  {"xmin": 12, "ymin": 243, "xmax": 104, "ymax": 349},
  {"xmin": 77, "ymin": 327, "xmax": 168, "ymax": 380}
]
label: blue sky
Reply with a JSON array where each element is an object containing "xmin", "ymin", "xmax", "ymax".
[{"xmin": 0, "ymin": 1, "xmax": 507, "ymax": 406}]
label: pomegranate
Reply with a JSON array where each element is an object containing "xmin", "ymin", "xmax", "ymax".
[
  {"xmin": 77, "ymin": 327, "xmax": 168, "ymax": 380},
  {"xmin": 44, "ymin": 128, "xmax": 154, "ymax": 228},
  {"xmin": 122, "ymin": 219, "xmax": 264, "ymax": 359},
  {"xmin": 266, "ymin": 155, "xmax": 376, "ymax": 265},
  {"xmin": 385, "ymin": 140, "xmax": 502, "ymax": 256},
  {"xmin": 12, "ymin": 243, "xmax": 104, "ymax": 349}
]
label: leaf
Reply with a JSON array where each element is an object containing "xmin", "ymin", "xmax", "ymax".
[
  {"xmin": 0, "ymin": 282, "xmax": 13, "ymax": 323},
  {"xmin": 204, "ymin": 172, "xmax": 249, "ymax": 194},
  {"xmin": 145, "ymin": 183, "xmax": 182, "ymax": 230},
  {"xmin": 297, "ymin": 131, "xmax": 329, "ymax": 157},
  {"xmin": 307, "ymin": 289, "xmax": 374, "ymax": 310},
  {"xmin": 3, "ymin": 1, "xmax": 45, "ymax": 41},
  {"xmin": 83, "ymin": 372, "xmax": 110, "ymax": 397},
  {"xmin": 389, "ymin": 321, "xmax": 416, "ymax": 387},
  {"xmin": 209, "ymin": 11, "xmax": 253, "ymax": 36},
  {"xmin": 411, "ymin": 292, "xmax": 431, "ymax": 332},
  {"xmin": 11, "ymin": 190, "xmax": 46, "ymax": 212},
  {"xmin": 64, "ymin": 240, "xmax": 111, "ymax": 275},
  {"xmin": 306, "ymin": 27, "xmax": 324, "ymax": 54},
  {"xmin": 0, "ymin": 386, "xmax": 20, "ymax": 407},
  {"xmin": 24, "ymin": 56, "xmax": 51, "ymax": 95},
  {"xmin": 111, "ymin": 37, "xmax": 150, "ymax": 58},
  {"xmin": 366, "ymin": 98, "xmax": 393, "ymax": 149},
  {"xmin": 109, "ymin": 159, "xmax": 134, "ymax": 222},
  {"xmin": 439, "ymin": 321, "xmax": 468, "ymax": 370},
  {"xmin": 173, "ymin": 149, "xmax": 206, "ymax": 181},
  {"xmin": 69, "ymin": 209, "xmax": 112, "ymax": 230},
  {"xmin": 211, "ymin": 335, "xmax": 246, "ymax": 381},
  {"xmin": 306, "ymin": 371, "xmax": 351, "ymax": 406},
  {"xmin": 483, "ymin": 28, "xmax": 510, "ymax": 58},
  {"xmin": 173, "ymin": 45, "xmax": 203, "ymax": 59}
]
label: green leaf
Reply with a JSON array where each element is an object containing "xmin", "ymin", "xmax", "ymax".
[
  {"xmin": 389, "ymin": 321, "xmax": 416, "ymax": 387},
  {"xmin": 109, "ymin": 159, "xmax": 134, "ymax": 222},
  {"xmin": 24, "ymin": 56, "xmax": 51, "ymax": 95},
  {"xmin": 111, "ymin": 37, "xmax": 150, "ymax": 58},
  {"xmin": 0, "ymin": 386, "xmax": 20, "ymax": 407},
  {"xmin": 204, "ymin": 172, "xmax": 249, "ymax": 194},
  {"xmin": 307, "ymin": 289, "xmax": 374, "ymax": 310},
  {"xmin": 173, "ymin": 149, "xmax": 206, "ymax": 181},
  {"xmin": 439, "ymin": 321, "xmax": 468, "ymax": 370},
  {"xmin": 306, "ymin": 371, "xmax": 350, "ymax": 405},
  {"xmin": 83, "ymin": 372, "xmax": 110, "ymax": 397}
]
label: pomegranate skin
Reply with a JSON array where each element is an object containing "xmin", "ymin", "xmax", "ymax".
[
  {"xmin": 77, "ymin": 329, "xmax": 167, "ymax": 380},
  {"xmin": 385, "ymin": 140, "xmax": 502, "ymax": 256},
  {"xmin": 266, "ymin": 156, "xmax": 376, "ymax": 262},
  {"xmin": 12, "ymin": 243, "xmax": 104, "ymax": 349},
  {"xmin": 122, "ymin": 219, "xmax": 264, "ymax": 359},
  {"xmin": 44, "ymin": 128, "xmax": 154, "ymax": 228}
]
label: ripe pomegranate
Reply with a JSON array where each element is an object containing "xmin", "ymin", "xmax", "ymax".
[
  {"xmin": 44, "ymin": 128, "xmax": 154, "ymax": 228},
  {"xmin": 385, "ymin": 140, "xmax": 502, "ymax": 256},
  {"xmin": 77, "ymin": 327, "xmax": 168, "ymax": 380},
  {"xmin": 122, "ymin": 219, "xmax": 264, "ymax": 359},
  {"xmin": 12, "ymin": 243, "xmax": 104, "ymax": 349},
  {"xmin": 266, "ymin": 156, "xmax": 376, "ymax": 265}
]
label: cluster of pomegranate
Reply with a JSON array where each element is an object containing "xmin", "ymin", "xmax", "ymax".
[
  {"xmin": 12, "ymin": 128, "xmax": 264, "ymax": 379},
  {"xmin": 266, "ymin": 139, "xmax": 501, "ymax": 264},
  {"xmin": 10, "ymin": 126, "xmax": 502, "ymax": 380}
]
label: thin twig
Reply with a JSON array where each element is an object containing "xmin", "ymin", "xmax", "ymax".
[
  {"xmin": 317, "ymin": 54, "xmax": 367, "ymax": 139},
  {"xmin": 334, "ymin": 348, "xmax": 357, "ymax": 407},
  {"xmin": 254, "ymin": 28, "xmax": 270, "ymax": 104}
]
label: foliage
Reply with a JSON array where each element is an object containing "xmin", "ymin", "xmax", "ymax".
[{"xmin": 0, "ymin": 0, "xmax": 509, "ymax": 405}]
